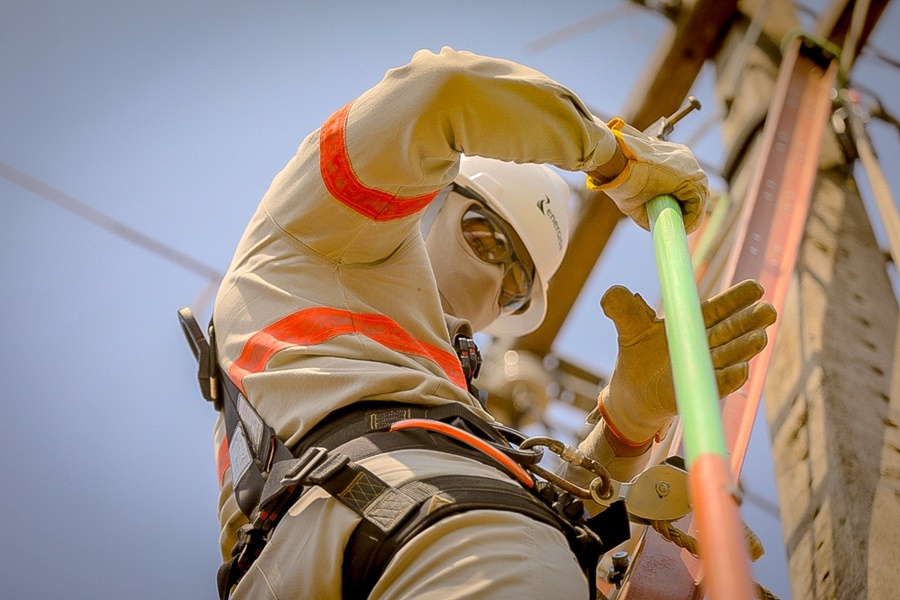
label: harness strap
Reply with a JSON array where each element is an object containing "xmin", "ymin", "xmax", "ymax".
[
  {"xmin": 343, "ymin": 473, "xmax": 568, "ymax": 598},
  {"xmin": 296, "ymin": 400, "xmax": 521, "ymax": 459},
  {"xmin": 255, "ymin": 428, "xmax": 515, "ymax": 532},
  {"xmin": 215, "ymin": 434, "xmax": 572, "ymax": 599},
  {"xmin": 215, "ymin": 440, "xmax": 421, "ymax": 600},
  {"xmin": 220, "ymin": 374, "xmax": 295, "ymax": 517},
  {"xmin": 216, "ymin": 425, "xmax": 541, "ymax": 600}
]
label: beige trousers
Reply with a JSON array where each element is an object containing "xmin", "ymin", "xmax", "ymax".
[{"xmin": 231, "ymin": 448, "xmax": 588, "ymax": 599}]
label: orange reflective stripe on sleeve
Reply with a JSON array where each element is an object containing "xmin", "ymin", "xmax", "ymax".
[
  {"xmin": 228, "ymin": 307, "xmax": 467, "ymax": 394},
  {"xmin": 320, "ymin": 102, "xmax": 439, "ymax": 221}
]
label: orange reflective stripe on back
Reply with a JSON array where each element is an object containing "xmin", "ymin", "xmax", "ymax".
[
  {"xmin": 228, "ymin": 307, "xmax": 467, "ymax": 394},
  {"xmin": 216, "ymin": 308, "xmax": 467, "ymax": 489},
  {"xmin": 319, "ymin": 102, "xmax": 438, "ymax": 221},
  {"xmin": 216, "ymin": 436, "xmax": 229, "ymax": 488}
]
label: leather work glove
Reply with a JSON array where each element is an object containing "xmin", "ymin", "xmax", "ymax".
[
  {"xmin": 587, "ymin": 118, "xmax": 708, "ymax": 233},
  {"xmin": 598, "ymin": 279, "xmax": 777, "ymax": 446}
]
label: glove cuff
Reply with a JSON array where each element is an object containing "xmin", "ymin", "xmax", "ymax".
[
  {"xmin": 586, "ymin": 122, "xmax": 637, "ymax": 192},
  {"xmin": 598, "ymin": 386, "xmax": 673, "ymax": 447},
  {"xmin": 589, "ymin": 420, "xmax": 653, "ymax": 483}
]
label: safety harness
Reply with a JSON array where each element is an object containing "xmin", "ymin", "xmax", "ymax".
[{"xmin": 178, "ymin": 307, "xmax": 630, "ymax": 599}]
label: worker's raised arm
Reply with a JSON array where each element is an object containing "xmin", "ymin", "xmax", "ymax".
[
  {"xmin": 342, "ymin": 47, "xmax": 620, "ymax": 194},
  {"xmin": 261, "ymin": 47, "xmax": 621, "ymax": 264}
]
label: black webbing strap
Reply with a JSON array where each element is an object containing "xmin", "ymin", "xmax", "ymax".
[
  {"xmin": 215, "ymin": 442, "xmax": 420, "ymax": 600},
  {"xmin": 230, "ymin": 435, "xmax": 590, "ymax": 600},
  {"xmin": 220, "ymin": 373, "xmax": 295, "ymax": 517},
  {"xmin": 214, "ymin": 371, "xmax": 298, "ymax": 600},
  {"xmin": 217, "ymin": 438, "xmax": 555, "ymax": 599},
  {"xmin": 255, "ymin": 428, "xmax": 513, "ymax": 532},
  {"xmin": 291, "ymin": 430, "xmax": 613, "ymax": 600},
  {"xmin": 343, "ymin": 473, "xmax": 569, "ymax": 598},
  {"xmin": 216, "ymin": 426, "xmax": 531, "ymax": 600},
  {"xmin": 294, "ymin": 400, "xmax": 540, "ymax": 467},
  {"xmin": 330, "ymin": 433, "xmax": 626, "ymax": 600},
  {"xmin": 178, "ymin": 306, "xmax": 295, "ymax": 516}
]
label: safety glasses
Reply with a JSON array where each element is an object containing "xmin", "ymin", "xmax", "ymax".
[{"xmin": 456, "ymin": 187, "xmax": 534, "ymax": 315}]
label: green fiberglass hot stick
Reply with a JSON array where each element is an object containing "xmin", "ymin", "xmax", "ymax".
[{"xmin": 644, "ymin": 99, "xmax": 755, "ymax": 599}]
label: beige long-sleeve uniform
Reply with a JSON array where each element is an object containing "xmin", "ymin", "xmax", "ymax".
[{"xmin": 213, "ymin": 47, "xmax": 620, "ymax": 599}]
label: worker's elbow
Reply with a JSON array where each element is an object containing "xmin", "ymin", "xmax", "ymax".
[{"xmin": 399, "ymin": 47, "xmax": 481, "ymax": 97}]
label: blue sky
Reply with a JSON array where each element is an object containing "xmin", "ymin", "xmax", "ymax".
[{"xmin": 2, "ymin": 1, "xmax": 898, "ymax": 598}]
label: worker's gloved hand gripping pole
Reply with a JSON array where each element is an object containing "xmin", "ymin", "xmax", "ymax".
[{"xmin": 643, "ymin": 100, "xmax": 756, "ymax": 599}]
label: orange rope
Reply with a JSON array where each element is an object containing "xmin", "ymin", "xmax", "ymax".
[{"xmin": 389, "ymin": 418, "xmax": 534, "ymax": 488}]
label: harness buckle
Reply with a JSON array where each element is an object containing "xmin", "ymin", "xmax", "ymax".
[
  {"xmin": 280, "ymin": 447, "xmax": 331, "ymax": 487},
  {"xmin": 454, "ymin": 335, "xmax": 483, "ymax": 382},
  {"xmin": 233, "ymin": 523, "xmax": 267, "ymax": 570}
]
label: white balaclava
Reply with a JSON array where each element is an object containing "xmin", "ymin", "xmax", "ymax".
[{"xmin": 425, "ymin": 190, "xmax": 505, "ymax": 332}]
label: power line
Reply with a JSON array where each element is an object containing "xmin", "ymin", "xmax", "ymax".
[
  {"xmin": 0, "ymin": 160, "xmax": 223, "ymax": 283},
  {"xmin": 865, "ymin": 45, "xmax": 900, "ymax": 70},
  {"xmin": 739, "ymin": 479, "xmax": 782, "ymax": 520},
  {"xmin": 525, "ymin": 4, "xmax": 637, "ymax": 53}
]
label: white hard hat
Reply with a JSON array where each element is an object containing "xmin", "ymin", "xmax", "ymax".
[{"xmin": 454, "ymin": 155, "xmax": 570, "ymax": 336}]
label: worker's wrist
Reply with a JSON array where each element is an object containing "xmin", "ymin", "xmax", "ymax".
[
  {"xmin": 602, "ymin": 422, "xmax": 652, "ymax": 457},
  {"xmin": 597, "ymin": 386, "xmax": 666, "ymax": 451},
  {"xmin": 573, "ymin": 420, "xmax": 653, "ymax": 488},
  {"xmin": 586, "ymin": 143, "xmax": 627, "ymax": 187}
]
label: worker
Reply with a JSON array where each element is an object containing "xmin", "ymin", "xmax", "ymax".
[{"xmin": 207, "ymin": 47, "xmax": 773, "ymax": 599}]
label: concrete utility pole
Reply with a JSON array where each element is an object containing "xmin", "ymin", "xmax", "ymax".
[
  {"xmin": 484, "ymin": 1, "xmax": 897, "ymax": 595},
  {"xmin": 583, "ymin": 0, "xmax": 895, "ymax": 597},
  {"xmin": 714, "ymin": 0, "xmax": 898, "ymax": 598}
]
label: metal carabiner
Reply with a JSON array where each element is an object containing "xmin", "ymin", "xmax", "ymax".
[
  {"xmin": 519, "ymin": 435, "xmax": 692, "ymax": 523},
  {"xmin": 518, "ymin": 435, "xmax": 613, "ymax": 500}
]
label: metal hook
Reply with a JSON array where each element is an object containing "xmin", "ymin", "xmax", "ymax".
[{"xmin": 519, "ymin": 435, "xmax": 613, "ymax": 499}]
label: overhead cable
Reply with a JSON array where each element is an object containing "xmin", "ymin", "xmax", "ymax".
[
  {"xmin": 0, "ymin": 160, "xmax": 222, "ymax": 283},
  {"xmin": 526, "ymin": 4, "xmax": 636, "ymax": 53}
]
